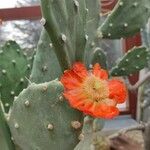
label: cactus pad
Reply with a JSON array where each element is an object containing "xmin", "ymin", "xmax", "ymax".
[
  {"xmin": 98, "ymin": 0, "xmax": 150, "ymax": 39},
  {"xmin": 30, "ymin": 29, "xmax": 61, "ymax": 83},
  {"xmin": 0, "ymin": 41, "xmax": 31, "ymax": 112},
  {"xmin": 91, "ymin": 48, "xmax": 107, "ymax": 69},
  {"xmin": 110, "ymin": 46, "xmax": 149, "ymax": 76},
  {"xmin": 8, "ymin": 80, "xmax": 83, "ymax": 150}
]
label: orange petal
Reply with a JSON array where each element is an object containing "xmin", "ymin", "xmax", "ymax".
[
  {"xmin": 93, "ymin": 63, "xmax": 108, "ymax": 80},
  {"xmin": 101, "ymin": 98, "xmax": 117, "ymax": 106},
  {"xmin": 92, "ymin": 104, "xmax": 119, "ymax": 119},
  {"xmin": 64, "ymin": 89, "xmax": 95, "ymax": 116},
  {"xmin": 60, "ymin": 70, "xmax": 81, "ymax": 90},
  {"xmin": 108, "ymin": 79, "xmax": 127, "ymax": 104},
  {"xmin": 72, "ymin": 62, "xmax": 88, "ymax": 79},
  {"xmin": 63, "ymin": 89, "xmax": 87, "ymax": 108},
  {"xmin": 78, "ymin": 101, "xmax": 94, "ymax": 116}
]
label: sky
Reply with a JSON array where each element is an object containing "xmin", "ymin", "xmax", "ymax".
[{"xmin": 0, "ymin": 0, "xmax": 17, "ymax": 8}]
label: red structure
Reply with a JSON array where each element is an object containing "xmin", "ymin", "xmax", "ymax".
[{"xmin": 0, "ymin": 0, "xmax": 142, "ymax": 118}]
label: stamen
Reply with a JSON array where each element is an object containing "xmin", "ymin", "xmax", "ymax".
[{"xmin": 82, "ymin": 75, "xmax": 109, "ymax": 102}]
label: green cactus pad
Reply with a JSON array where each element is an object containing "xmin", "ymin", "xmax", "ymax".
[
  {"xmin": 98, "ymin": 0, "xmax": 150, "ymax": 39},
  {"xmin": 40, "ymin": 0, "xmax": 78, "ymax": 70},
  {"xmin": 30, "ymin": 29, "xmax": 62, "ymax": 83},
  {"xmin": 74, "ymin": 133, "xmax": 109, "ymax": 150},
  {"xmin": 0, "ymin": 41, "xmax": 31, "ymax": 112},
  {"xmin": 85, "ymin": 0, "xmax": 100, "ymax": 45},
  {"xmin": 91, "ymin": 48, "xmax": 107, "ymax": 69},
  {"xmin": 8, "ymin": 80, "xmax": 83, "ymax": 150},
  {"xmin": 74, "ymin": 116, "xmax": 106, "ymax": 150},
  {"xmin": 0, "ymin": 101, "xmax": 15, "ymax": 150},
  {"xmin": 110, "ymin": 46, "xmax": 149, "ymax": 76},
  {"xmin": 84, "ymin": 0, "xmax": 103, "ymax": 67}
]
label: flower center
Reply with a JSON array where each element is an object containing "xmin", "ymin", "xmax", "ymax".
[{"xmin": 82, "ymin": 75, "xmax": 109, "ymax": 102}]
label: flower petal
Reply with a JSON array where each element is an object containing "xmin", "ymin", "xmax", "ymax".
[
  {"xmin": 64, "ymin": 89, "xmax": 95, "ymax": 116},
  {"xmin": 108, "ymin": 79, "xmax": 127, "ymax": 103},
  {"xmin": 63, "ymin": 89, "xmax": 87, "ymax": 108},
  {"xmin": 60, "ymin": 70, "xmax": 81, "ymax": 90},
  {"xmin": 72, "ymin": 62, "xmax": 88, "ymax": 79},
  {"xmin": 92, "ymin": 104, "xmax": 119, "ymax": 119},
  {"xmin": 93, "ymin": 63, "xmax": 108, "ymax": 79},
  {"xmin": 101, "ymin": 98, "xmax": 117, "ymax": 106}
]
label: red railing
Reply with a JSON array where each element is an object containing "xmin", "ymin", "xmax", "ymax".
[
  {"xmin": 0, "ymin": 6, "xmax": 41, "ymax": 21},
  {"xmin": 0, "ymin": 0, "xmax": 141, "ymax": 118}
]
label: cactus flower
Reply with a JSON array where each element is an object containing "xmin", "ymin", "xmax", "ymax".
[{"xmin": 61, "ymin": 62, "xmax": 127, "ymax": 119}]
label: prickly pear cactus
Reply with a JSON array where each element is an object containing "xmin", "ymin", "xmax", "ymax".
[
  {"xmin": 1, "ymin": 0, "xmax": 150, "ymax": 149},
  {"xmin": 40, "ymin": 0, "xmax": 87, "ymax": 70},
  {"xmin": 138, "ymin": 19, "xmax": 150, "ymax": 122},
  {"xmin": 142, "ymin": 19, "xmax": 150, "ymax": 49},
  {"xmin": 30, "ymin": 29, "xmax": 61, "ymax": 83},
  {"xmin": 0, "ymin": 41, "xmax": 31, "ymax": 112},
  {"xmin": 91, "ymin": 47, "xmax": 107, "ymax": 69},
  {"xmin": 110, "ymin": 46, "xmax": 149, "ymax": 76},
  {"xmin": 74, "ymin": 116, "xmax": 109, "ymax": 150},
  {"xmin": 98, "ymin": 0, "xmax": 150, "ymax": 39},
  {"xmin": 0, "ymin": 100, "xmax": 15, "ymax": 150},
  {"xmin": 8, "ymin": 80, "xmax": 83, "ymax": 150}
]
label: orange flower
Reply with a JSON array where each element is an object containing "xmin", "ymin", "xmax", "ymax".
[{"xmin": 61, "ymin": 62, "xmax": 127, "ymax": 119}]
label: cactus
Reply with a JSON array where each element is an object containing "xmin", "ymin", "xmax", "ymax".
[
  {"xmin": 8, "ymin": 80, "xmax": 83, "ymax": 150},
  {"xmin": 110, "ymin": 46, "xmax": 149, "ymax": 76},
  {"xmin": 40, "ymin": 0, "xmax": 88, "ymax": 70},
  {"xmin": 30, "ymin": 29, "xmax": 61, "ymax": 83},
  {"xmin": 74, "ymin": 116, "xmax": 108, "ymax": 150},
  {"xmin": 1, "ymin": 0, "xmax": 150, "ymax": 149},
  {"xmin": 142, "ymin": 19, "xmax": 150, "ymax": 49},
  {"xmin": 0, "ymin": 41, "xmax": 31, "ymax": 112},
  {"xmin": 137, "ymin": 19, "xmax": 150, "ymax": 122},
  {"xmin": 0, "ymin": 100, "xmax": 15, "ymax": 150},
  {"xmin": 91, "ymin": 47, "xmax": 107, "ymax": 69},
  {"xmin": 84, "ymin": 0, "xmax": 103, "ymax": 67},
  {"xmin": 98, "ymin": 0, "xmax": 150, "ymax": 39}
]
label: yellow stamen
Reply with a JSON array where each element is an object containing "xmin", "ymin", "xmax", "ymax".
[{"xmin": 82, "ymin": 75, "xmax": 109, "ymax": 102}]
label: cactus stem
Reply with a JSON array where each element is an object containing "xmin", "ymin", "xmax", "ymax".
[{"xmin": 40, "ymin": 0, "xmax": 71, "ymax": 71}]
